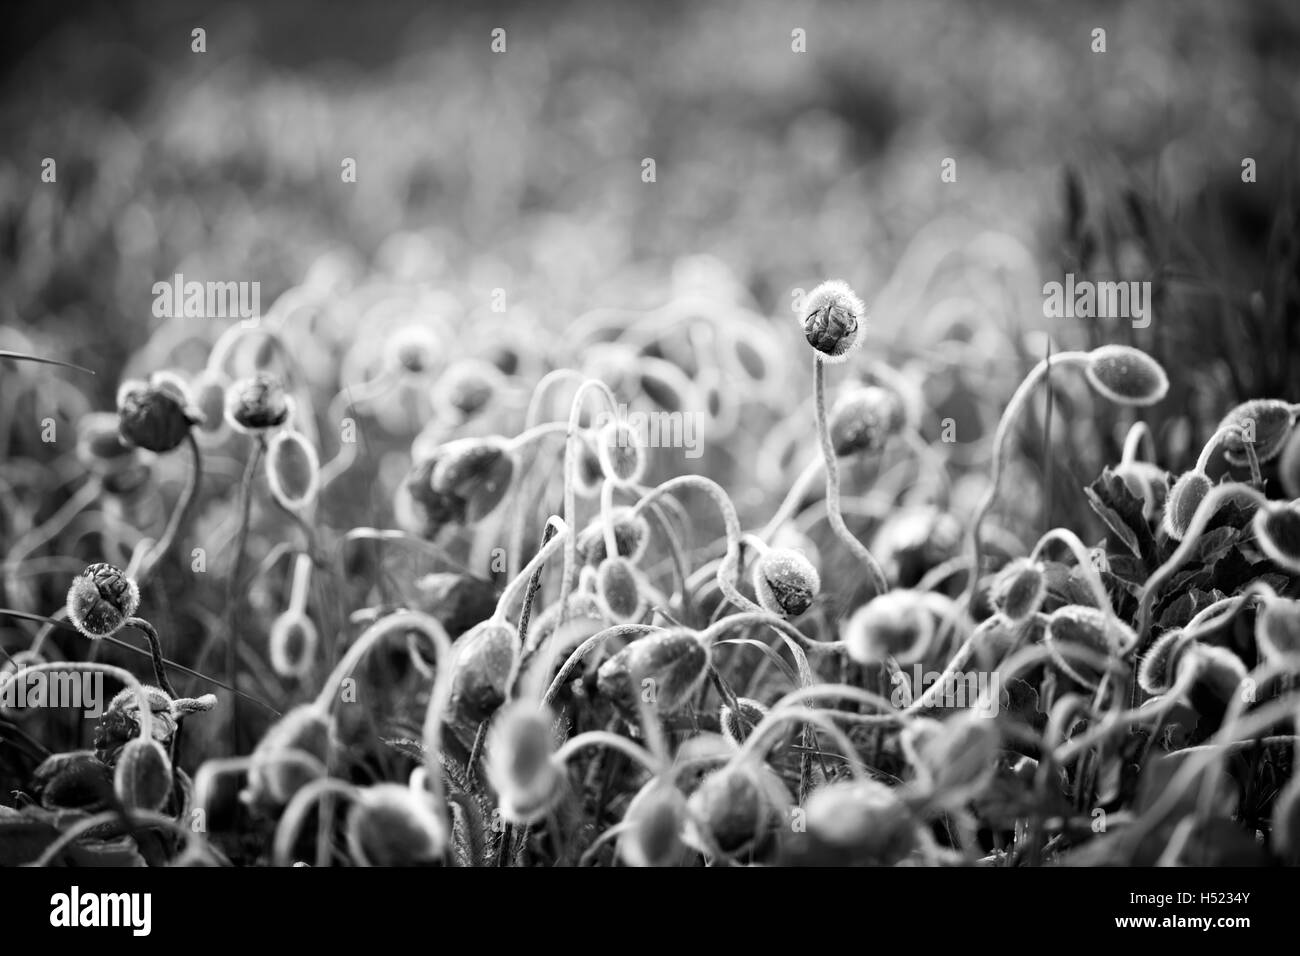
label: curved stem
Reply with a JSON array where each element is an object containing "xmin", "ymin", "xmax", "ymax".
[
  {"xmin": 813, "ymin": 356, "xmax": 888, "ymax": 597},
  {"xmin": 552, "ymin": 730, "xmax": 660, "ymax": 775},
  {"xmin": 734, "ymin": 705, "xmax": 867, "ymax": 779},
  {"xmin": 123, "ymin": 617, "xmax": 175, "ymax": 698},
  {"xmin": 34, "ymin": 809, "xmax": 198, "ymax": 867},
  {"xmin": 140, "ymin": 431, "xmax": 203, "ymax": 580},
  {"xmin": 272, "ymin": 777, "xmax": 360, "ymax": 866}
]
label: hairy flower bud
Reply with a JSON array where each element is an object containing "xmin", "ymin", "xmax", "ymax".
[
  {"xmin": 829, "ymin": 385, "xmax": 899, "ymax": 456},
  {"xmin": 595, "ymin": 557, "xmax": 647, "ymax": 622},
  {"xmin": 404, "ymin": 437, "xmax": 515, "ymax": 539},
  {"xmin": 113, "ymin": 737, "xmax": 173, "ymax": 811},
  {"xmin": 116, "ymin": 373, "xmax": 201, "ymax": 453},
  {"xmin": 1043, "ymin": 605, "xmax": 1137, "ymax": 689},
  {"xmin": 801, "ymin": 279, "xmax": 865, "ymax": 362},
  {"xmin": 719, "ymin": 697, "xmax": 771, "ymax": 747},
  {"xmin": 449, "ymin": 621, "xmax": 516, "ymax": 721},
  {"xmin": 345, "ymin": 783, "xmax": 448, "ymax": 866},
  {"xmin": 1083, "ymin": 345, "xmax": 1169, "ymax": 406},
  {"xmin": 990, "ymin": 558, "xmax": 1046, "ymax": 623},
  {"xmin": 66, "ymin": 563, "xmax": 140, "ymax": 639},
  {"xmin": 752, "ymin": 548, "xmax": 820, "ymax": 618},
  {"xmin": 1253, "ymin": 501, "xmax": 1300, "ymax": 574},
  {"xmin": 1256, "ymin": 599, "xmax": 1300, "ymax": 668},
  {"xmin": 684, "ymin": 762, "xmax": 791, "ymax": 857},
  {"xmin": 576, "ymin": 509, "xmax": 650, "ymax": 565},
  {"xmin": 596, "ymin": 419, "xmax": 646, "ymax": 485},
  {"xmin": 618, "ymin": 780, "xmax": 688, "ymax": 867},
  {"xmin": 1137, "ymin": 628, "xmax": 1191, "ymax": 695},
  {"xmin": 484, "ymin": 703, "xmax": 564, "ymax": 824},
  {"xmin": 843, "ymin": 590, "xmax": 934, "ymax": 665},
  {"xmin": 224, "ymin": 372, "xmax": 291, "ymax": 433},
  {"xmin": 900, "ymin": 713, "xmax": 999, "ymax": 806},
  {"xmin": 1162, "ymin": 470, "xmax": 1212, "ymax": 541},
  {"xmin": 805, "ymin": 778, "xmax": 914, "ymax": 864},
  {"xmin": 596, "ymin": 629, "xmax": 710, "ymax": 716},
  {"xmin": 1217, "ymin": 399, "xmax": 1296, "ymax": 467}
]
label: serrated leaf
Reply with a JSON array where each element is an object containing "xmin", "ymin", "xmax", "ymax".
[{"xmin": 1086, "ymin": 468, "xmax": 1159, "ymax": 566}]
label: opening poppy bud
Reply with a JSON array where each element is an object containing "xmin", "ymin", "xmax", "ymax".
[
  {"xmin": 192, "ymin": 370, "xmax": 228, "ymax": 433},
  {"xmin": 431, "ymin": 358, "xmax": 505, "ymax": 421},
  {"xmin": 1138, "ymin": 628, "xmax": 1191, "ymax": 695},
  {"xmin": 345, "ymin": 783, "xmax": 449, "ymax": 866},
  {"xmin": 93, "ymin": 685, "xmax": 214, "ymax": 761},
  {"xmin": 617, "ymin": 780, "xmax": 688, "ymax": 867},
  {"xmin": 829, "ymin": 385, "xmax": 897, "ymax": 456},
  {"xmin": 1043, "ymin": 605, "xmax": 1136, "ymax": 689},
  {"xmin": 386, "ymin": 324, "xmax": 440, "ymax": 375},
  {"xmin": 752, "ymin": 548, "xmax": 820, "ymax": 618},
  {"xmin": 269, "ymin": 611, "xmax": 319, "ymax": 680},
  {"xmin": 719, "ymin": 697, "xmax": 773, "ymax": 747},
  {"xmin": 1253, "ymin": 501, "xmax": 1300, "ymax": 574},
  {"xmin": 66, "ymin": 563, "xmax": 140, "ymax": 639},
  {"xmin": 1256, "ymin": 599, "xmax": 1300, "ymax": 668},
  {"xmin": 116, "ymin": 374, "xmax": 201, "ymax": 453},
  {"xmin": 265, "ymin": 429, "xmax": 320, "ymax": 511},
  {"xmin": 684, "ymin": 762, "xmax": 791, "ymax": 857},
  {"xmin": 449, "ymin": 621, "xmax": 516, "ymax": 721},
  {"xmin": 224, "ymin": 372, "xmax": 292, "ymax": 433},
  {"xmin": 484, "ymin": 702, "xmax": 564, "ymax": 824},
  {"xmin": 805, "ymin": 778, "xmax": 915, "ymax": 864},
  {"xmin": 576, "ymin": 509, "xmax": 650, "ymax": 565},
  {"xmin": 990, "ymin": 558, "xmax": 1046, "ymax": 623},
  {"xmin": 242, "ymin": 704, "xmax": 331, "ymax": 808},
  {"xmin": 900, "ymin": 713, "xmax": 999, "ymax": 805},
  {"xmin": 1217, "ymin": 399, "xmax": 1296, "ymax": 467},
  {"xmin": 801, "ymin": 279, "xmax": 865, "ymax": 363},
  {"xmin": 596, "ymin": 629, "xmax": 710, "ymax": 716},
  {"xmin": 595, "ymin": 419, "xmax": 646, "ymax": 485},
  {"xmin": 113, "ymin": 737, "xmax": 173, "ymax": 812},
  {"xmin": 1083, "ymin": 345, "xmax": 1169, "ymax": 406},
  {"xmin": 1162, "ymin": 470, "xmax": 1212, "ymax": 541},
  {"xmin": 843, "ymin": 590, "xmax": 934, "ymax": 665},
  {"xmin": 1272, "ymin": 777, "xmax": 1300, "ymax": 865},
  {"xmin": 595, "ymin": 557, "xmax": 647, "ymax": 622}
]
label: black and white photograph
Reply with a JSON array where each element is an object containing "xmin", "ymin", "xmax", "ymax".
[{"xmin": 1, "ymin": 0, "xmax": 1298, "ymax": 925}]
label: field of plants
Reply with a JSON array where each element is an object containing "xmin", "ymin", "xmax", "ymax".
[{"xmin": 2, "ymin": 0, "xmax": 1300, "ymax": 867}]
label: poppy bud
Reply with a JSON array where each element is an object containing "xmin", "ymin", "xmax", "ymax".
[
  {"xmin": 1279, "ymin": 427, "xmax": 1300, "ymax": 499},
  {"xmin": 386, "ymin": 324, "xmax": 440, "ymax": 375},
  {"xmin": 1083, "ymin": 345, "xmax": 1169, "ymax": 406},
  {"xmin": 596, "ymin": 629, "xmax": 710, "ymax": 716},
  {"xmin": 801, "ymin": 279, "xmax": 865, "ymax": 363},
  {"xmin": 1253, "ymin": 501, "xmax": 1300, "ymax": 574},
  {"xmin": 843, "ymin": 590, "xmax": 934, "ymax": 665},
  {"xmin": 1161, "ymin": 470, "xmax": 1212, "ymax": 541},
  {"xmin": 1137, "ymin": 628, "xmax": 1191, "ymax": 695},
  {"xmin": 224, "ymin": 372, "xmax": 291, "ymax": 433},
  {"xmin": 192, "ymin": 370, "xmax": 228, "ymax": 433},
  {"xmin": 805, "ymin": 778, "xmax": 915, "ymax": 864},
  {"xmin": 1217, "ymin": 399, "xmax": 1296, "ymax": 467},
  {"xmin": 900, "ymin": 712, "xmax": 999, "ymax": 805},
  {"xmin": 752, "ymin": 548, "xmax": 820, "ymax": 618},
  {"xmin": 1177, "ymin": 643, "xmax": 1247, "ymax": 708},
  {"xmin": 66, "ymin": 563, "xmax": 140, "ymax": 639},
  {"xmin": 269, "ymin": 611, "xmax": 319, "ymax": 680},
  {"xmin": 412, "ymin": 572, "xmax": 501, "ymax": 639},
  {"xmin": 576, "ymin": 509, "xmax": 651, "ymax": 565},
  {"xmin": 113, "ymin": 737, "xmax": 173, "ymax": 811},
  {"xmin": 31, "ymin": 750, "xmax": 115, "ymax": 812},
  {"xmin": 990, "ymin": 558, "xmax": 1046, "ymax": 623},
  {"xmin": 430, "ymin": 359, "xmax": 505, "ymax": 421},
  {"xmin": 829, "ymin": 385, "xmax": 897, "ymax": 456},
  {"xmin": 596, "ymin": 419, "xmax": 646, "ymax": 485},
  {"xmin": 684, "ymin": 762, "xmax": 791, "ymax": 857},
  {"xmin": 405, "ymin": 438, "xmax": 515, "ymax": 538},
  {"xmin": 1256, "ymin": 599, "xmax": 1300, "ymax": 668},
  {"xmin": 719, "ymin": 697, "xmax": 772, "ymax": 747},
  {"xmin": 617, "ymin": 780, "xmax": 688, "ymax": 867},
  {"xmin": 116, "ymin": 373, "xmax": 202, "ymax": 453},
  {"xmin": 94, "ymin": 685, "xmax": 215, "ymax": 761},
  {"xmin": 265, "ymin": 429, "xmax": 320, "ymax": 511},
  {"xmin": 242, "ymin": 704, "xmax": 331, "ymax": 808},
  {"xmin": 1043, "ymin": 605, "xmax": 1137, "ymax": 689},
  {"xmin": 484, "ymin": 703, "xmax": 564, "ymax": 824},
  {"xmin": 345, "ymin": 783, "xmax": 449, "ymax": 866},
  {"xmin": 449, "ymin": 621, "xmax": 516, "ymax": 721},
  {"xmin": 595, "ymin": 557, "xmax": 646, "ymax": 622}
]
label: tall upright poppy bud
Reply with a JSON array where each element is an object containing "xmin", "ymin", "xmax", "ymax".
[
  {"xmin": 449, "ymin": 621, "xmax": 516, "ymax": 721},
  {"xmin": 829, "ymin": 385, "xmax": 898, "ymax": 456},
  {"xmin": 752, "ymin": 548, "xmax": 820, "ymax": 618},
  {"xmin": 801, "ymin": 280, "xmax": 865, "ymax": 363},
  {"xmin": 225, "ymin": 372, "xmax": 292, "ymax": 433},
  {"xmin": 113, "ymin": 737, "xmax": 173, "ymax": 811},
  {"xmin": 1253, "ymin": 501, "xmax": 1300, "ymax": 574},
  {"xmin": 1083, "ymin": 345, "xmax": 1169, "ymax": 406},
  {"xmin": 805, "ymin": 778, "xmax": 915, "ymax": 864},
  {"xmin": 843, "ymin": 590, "xmax": 934, "ymax": 665},
  {"xmin": 116, "ymin": 373, "xmax": 202, "ymax": 453},
  {"xmin": 618, "ymin": 780, "xmax": 688, "ymax": 867},
  {"xmin": 265, "ymin": 429, "xmax": 321, "ymax": 511},
  {"xmin": 1217, "ymin": 399, "xmax": 1296, "ymax": 467},
  {"xmin": 66, "ymin": 563, "xmax": 140, "ymax": 639},
  {"xmin": 595, "ymin": 557, "xmax": 647, "ymax": 622},
  {"xmin": 484, "ymin": 702, "xmax": 564, "ymax": 824},
  {"xmin": 596, "ymin": 629, "xmax": 710, "ymax": 716},
  {"xmin": 345, "ymin": 783, "xmax": 449, "ymax": 866},
  {"xmin": 990, "ymin": 558, "xmax": 1046, "ymax": 623},
  {"xmin": 1162, "ymin": 470, "xmax": 1212, "ymax": 541}
]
